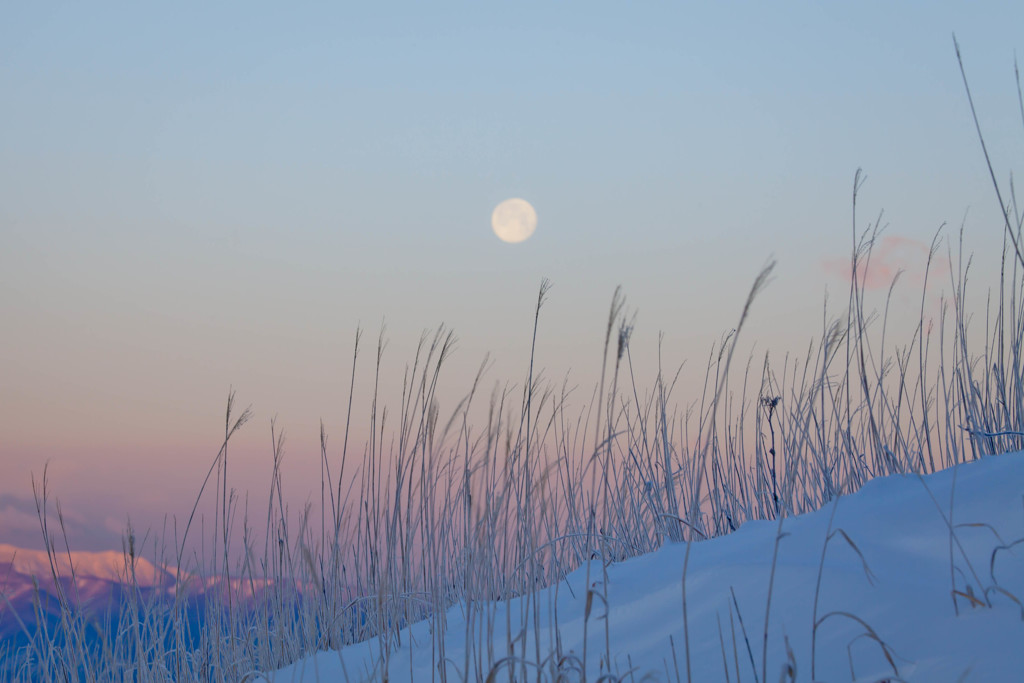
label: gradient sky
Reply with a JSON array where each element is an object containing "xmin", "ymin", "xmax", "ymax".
[{"xmin": 3, "ymin": 2, "xmax": 1024, "ymax": 551}]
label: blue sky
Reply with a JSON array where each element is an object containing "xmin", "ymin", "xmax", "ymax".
[{"xmin": 2, "ymin": 2, "xmax": 1023, "ymax": 549}]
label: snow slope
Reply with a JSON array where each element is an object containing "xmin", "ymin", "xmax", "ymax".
[{"xmin": 261, "ymin": 452, "xmax": 1024, "ymax": 682}]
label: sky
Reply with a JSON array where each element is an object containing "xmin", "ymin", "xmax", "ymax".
[{"xmin": 3, "ymin": 2, "xmax": 1024, "ymax": 551}]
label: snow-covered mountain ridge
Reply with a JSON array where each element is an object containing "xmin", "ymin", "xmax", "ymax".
[{"xmin": 0, "ymin": 543, "xmax": 174, "ymax": 588}]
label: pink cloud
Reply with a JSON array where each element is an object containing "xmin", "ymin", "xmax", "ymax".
[{"xmin": 822, "ymin": 235, "xmax": 947, "ymax": 291}]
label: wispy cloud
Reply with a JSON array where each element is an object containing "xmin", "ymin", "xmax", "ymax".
[
  {"xmin": 0, "ymin": 493, "xmax": 121, "ymax": 552},
  {"xmin": 821, "ymin": 235, "xmax": 947, "ymax": 291}
]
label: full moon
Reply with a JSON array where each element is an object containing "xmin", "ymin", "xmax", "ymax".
[{"xmin": 491, "ymin": 198, "xmax": 537, "ymax": 244}]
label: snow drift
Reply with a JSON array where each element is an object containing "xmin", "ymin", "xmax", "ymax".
[{"xmin": 260, "ymin": 451, "xmax": 1024, "ymax": 682}]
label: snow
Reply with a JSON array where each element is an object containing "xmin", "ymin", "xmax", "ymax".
[
  {"xmin": 260, "ymin": 452, "xmax": 1024, "ymax": 682},
  {"xmin": 0, "ymin": 543, "xmax": 173, "ymax": 588}
]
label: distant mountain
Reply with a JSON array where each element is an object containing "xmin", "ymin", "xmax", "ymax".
[
  {"xmin": 0, "ymin": 543, "xmax": 291, "ymax": 659},
  {"xmin": 0, "ymin": 543, "xmax": 176, "ymax": 589},
  {"xmin": 0, "ymin": 543, "xmax": 175, "ymax": 653}
]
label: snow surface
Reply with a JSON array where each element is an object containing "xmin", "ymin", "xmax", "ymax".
[{"xmin": 260, "ymin": 452, "xmax": 1024, "ymax": 682}]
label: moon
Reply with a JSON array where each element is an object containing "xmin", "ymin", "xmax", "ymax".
[{"xmin": 491, "ymin": 198, "xmax": 537, "ymax": 244}]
